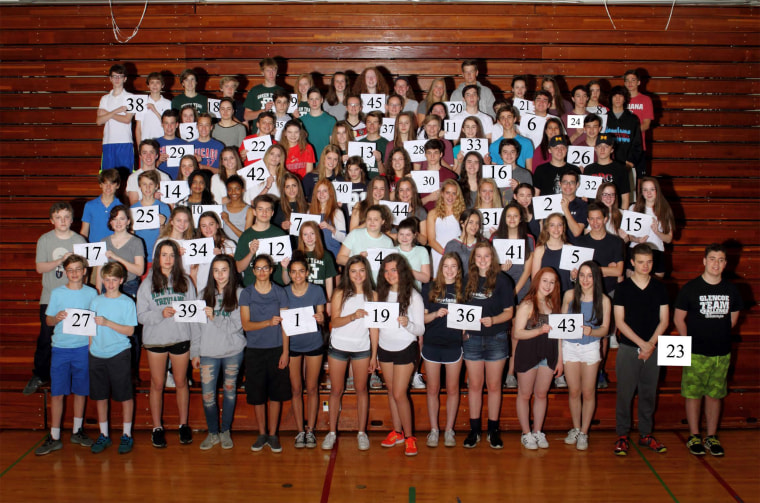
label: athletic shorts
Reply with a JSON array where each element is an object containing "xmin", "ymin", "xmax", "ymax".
[
  {"xmin": 101, "ymin": 142, "xmax": 134, "ymax": 172},
  {"xmin": 378, "ymin": 341, "xmax": 418, "ymax": 365},
  {"xmin": 422, "ymin": 344, "xmax": 463, "ymax": 365},
  {"xmin": 290, "ymin": 346, "xmax": 324, "ymax": 358},
  {"xmin": 89, "ymin": 349, "xmax": 133, "ymax": 402},
  {"xmin": 145, "ymin": 340, "xmax": 190, "ymax": 355},
  {"xmin": 50, "ymin": 346, "xmax": 89, "ymax": 397},
  {"xmin": 562, "ymin": 340, "xmax": 601, "ymax": 364},
  {"xmin": 245, "ymin": 347, "xmax": 292, "ymax": 405},
  {"xmin": 681, "ymin": 353, "xmax": 730, "ymax": 400}
]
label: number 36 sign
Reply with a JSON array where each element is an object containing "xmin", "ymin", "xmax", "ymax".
[{"xmin": 657, "ymin": 336, "xmax": 692, "ymax": 366}]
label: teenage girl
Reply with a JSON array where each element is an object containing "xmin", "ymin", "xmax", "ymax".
[
  {"xmin": 514, "ymin": 182, "xmax": 540, "ymax": 239},
  {"xmin": 458, "ymin": 151, "xmax": 484, "ymax": 208},
  {"xmin": 393, "ymin": 177, "xmax": 428, "ymax": 244},
  {"xmin": 309, "ymin": 179, "xmax": 347, "ymax": 259},
  {"xmin": 444, "ymin": 208, "xmax": 484, "ymax": 275},
  {"xmin": 303, "ymin": 144, "xmax": 342, "ymax": 202},
  {"xmin": 177, "ymin": 169, "xmax": 216, "ymax": 208},
  {"xmin": 531, "ymin": 212, "xmax": 573, "ymax": 294},
  {"xmin": 220, "ymin": 174, "xmax": 254, "ymax": 241},
  {"xmin": 385, "ymin": 147, "xmax": 413, "ymax": 193},
  {"xmin": 427, "ymin": 179, "xmax": 466, "ymax": 274},
  {"xmin": 192, "ymin": 211, "xmax": 236, "ymax": 293},
  {"xmin": 474, "ymin": 179, "xmax": 504, "ymax": 239},
  {"xmin": 350, "ymin": 175, "xmax": 389, "ymax": 231},
  {"xmin": 279, "ymin": 120, "xmax": 315, "ymax": 179},
  {"xmin": 296, "ymin": 221, "xmax": 338, "ymax": 308},
  {"xmin": 210, "ymin": 146, "xmax": 243, "ymax": 204}
]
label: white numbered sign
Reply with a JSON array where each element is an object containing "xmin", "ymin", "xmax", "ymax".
[
  {"xmin": 166, "ymin": 145, "xmax": 193, "ymax": 168},
  {"xmin": 348, "ymin": 141, "xmax": 376, "ymax": 168},
  {"xmin": 281, "ymin": 306, "xmax": 318, "ymax": 336},
  {"xmin": 367, "ymin": 247, "xmax": 397, "ymax": 273},
  {"xmin": 403, "ymin": 140, "xmax": 427, "ymax": 163},
  {"xmin": 479, "ymin": 208, "xmax": 503, "ymax": 233},
  {"xmin": 459, "ymin": 137, "xmax": 489, "ymax": 157},
  {"xmin": 567, "ymin": 146, "xmax": 594, "ymax": 167},
  {"xmin": 289, "ymin": 213, "xmax": 321, "ymax": 236},
  {"xmin": 443, "ymin": 119, "xmax": 460, "ymax": 140},
  {"xmin": 379, "ymin": 201, "xmax": 410, "ymax": 226},
  {"xmin": 410, "ymin": 170, "xmax": 439, "ymax": 193},
  {"xmin": 364, "ymin": 302, "xmax": 400, "ymax": 329},
  {"xmin": 576, "ymin": 175, "xmax": 604, "ymax": 199},
  {"xmin": 446, "ymin": 304, "xmax": 483, "ymax": 331},
  {"xmin": 256, "ymin": 235, "xmax": 292, "ymax": 263},
  {"xmin": 244, "ymin": 135, "xmax": 273, "ymax": 161},
  {"xmin": 620, "ymin": 210, "xmax": 654, "ymax": 239},
  {"xmin": 518, "ymin": 114, "xmax": 547, "ymax": 149},
  {"xmin": 586, "ymin": 105, "xmax": 607, "ymax": 116},
  {"xmin": 444, "ymin": 101, "xmax": 464, "ymax": 116},
  {"xmin": 180, "ymin": 237, "xmax": 215, "ymax": 265},
  {"xmin": 73, "ymin": 242, "xmax": 107, "ymax": 267},
  {"xmin": 131, "ymin": 206, "xmax": 160, "ymax": 231},
  {"xmin": 237, "ymin": 159, "xmax": 269, "ymax": 192},
  {"xmin": 179, "ymin": 122, "xmax": 199, "ymax": 142},
  {"xmin": 189, "ymin": 204, "xmax": 223, "ymax": 226},
  {"xmin": 63, "ymin": 309, "xmax": 97, "ymax": 337},
  {"xmin": 361, "ymin": 94, "xmax": 386, "ymax": 114},
  {"xmin": 657, "ymin": 336, "xmax": 692, "ymax": 366},
  {"xmin": 482, "ymin": 164, "xmax": 512, "ymax": 188},
  {"xmin": 172, "ymin": 300, "xmax": 207, "ymax": 323},
  {"xmin": 566, "ymin": 115, "xmax": 585, "ymax": 130},
  {"xmin": 548, "ymin": 313, "xmax": 584, "ymax": 339},
  {"xmin": 533, "ymin": 194, "xmax": 563, "ymax": 220},
  {"xmin": 288, "ymin": 94, "xmax": 298, "ymax": 114},
  {"xmin": 160, "ymin": 181, "xmax": 191, "ymax": 204},
  {"xmin": 125, "ymin": 95, "xmax": 147, "ymax": 114},
  {"xmin": 332, "ymin": 181, "xmax": 353, "ymax": 204},
  {"xmin": 559, "ymin": 245, "xmax": 595, "ymax": 271},
  {"xmin": 514, "ymin": 98, "xmax": 535, "ymax": 115},
  {"xmin": 492, "ymin": 239, "xmax": 526, "ymax": 265},
  {"xmin": 208, "ymin": 98, "xmax": 221, "ymax": 119},
  {"xmin": 380, "ymin": 118, "xmax": 395, "ymax": 141}
]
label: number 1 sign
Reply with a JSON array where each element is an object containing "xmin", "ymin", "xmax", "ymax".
[{"xmin": 281, "ymin": 306, "xmax": 318, "ymax": 336}]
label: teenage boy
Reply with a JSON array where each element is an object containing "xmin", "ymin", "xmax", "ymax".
[
  {"xmin": 131, "ymin": 169, "xmax": 171, "ymax": 263},
  {"xmin": 97, "ymin": 64, "xmax": 135, "ymax": 172},
  {"xmin": 533, "ymin": 135, "xmax": 580, "ymax": 195},
  {"xmin": 192, "ymin": 113, "xmax": 225, "ymax": 173},
  {"xmin": 419, "ymin": 139, "xmax": 458, "ymax": 211},
  {"xmin": 450, "ymin": 59, "xmax": 496, "ymax": 119},
  {"xmin": 135, "ymin": 71, "xmax": 172, "ymax": 142},
  {"xmin": 272, "ymin": 90, "xmax": 293, "ymax": 141},
  {"xmin": 300, "ymin": 87, "xmax": 337, "ymax": 163},
  {"xmin": 624, "ymin": 70, "xmax": 653, "ymax": 137},
  {"xmin": 234, "ymin": 194, "xmax": 287, "ymax": 287},
  {"xmin": 613, "ymin": 244, "xmax": 669, "ymax": 456},
  {"xmin": 88, "ymin": 262, "xmax": 138, "ymax": 454},
  {"xmin": 244, "ymin": 58, "xmax": 283, "ymax": 124},
  {"xmin": 584, "ymin": 133, "xmax": 631, "ymax": 209},
  {"xmin": 127, "ymin": 139, "xmax": 171, "ymax": 205},
  {"xmin": 572, "ymin": 113, "xmax": 602, "ymax": 154},
  {"xmin": 81, "ymin": 168, "xmax": 122, "ymax": 243},
  {"xmin": 156, "ymin": 109, "xmax": 189, "ymax": 180},
  {"xmin": 35, "ymin": 254, "xmax": 98, "ymax": 455},
  {"xmin": 605, "ymin": 86, "xmax": 644, "ymax": 179},
  {"xmin": 452, "ymin": 84, "xmax": 494, "ymax": 139},
  {"xmin": 558, "ymin": 170, "xmax": 588, "ymax": 244},
  {"xmin": 24, "ymin": 203, "xmax": 87, "ymax": 396},
  {"xmin": 674, "ymin": 244, "xmax": 743, "ymax": 457},
  {"xmin": 172, "ymin": 69, "xmax": 207, "ymax": 113},
  {"xmin": 360, "ymin": 111, "xmax": 389, "ymax": 178},
  {"xmin": 240, "ymin": 111, "xmax": 277, "ymax": 167}
]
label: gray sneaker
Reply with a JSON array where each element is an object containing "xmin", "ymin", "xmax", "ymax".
[
  {"xmin": 444, "ymin": 430, "xmax": 456, "ymax": 447},
  {"xmin": 71, "ymin": 429, "xmax": 94, "ymax": 447},
  {"xmin": 219, "ymin": 430, "xmax": 233, "ymax": 449},
  {"xmin": 200, "ymin": 433, "xmax": 220, "ymax": 450},
  {"xmin": 35, "ymin": 435, "xmax": 62, "ymax": 456},
  {"xmin": 251, "ymin": 434, "xmax": 268, "ymax": 452},
  {"xmin": 554, "ymin": 375, "xmax": 567, "ymax": 388},
  {"xmin": 305, "ymin": 430, "xmax": 317, "ymax": 449},
  {"xmin": 426, "ymin": 429, "xmax": 439, "ymax": 447},
  {"xmin": 505, "ymin": 375, "xmax": 518, "ymax": 389},
  {"xmin": 294, "ymin": 431, "xmax": 306, "ymax": 449},
  {"xmin": 268, "ymin": 435, "xmax": 282, "ymax": 453}
]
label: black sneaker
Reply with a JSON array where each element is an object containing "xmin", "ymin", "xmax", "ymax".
[
  {"xmin": 686, "ymin": 434, "xmax": 705, "ymax": 456},
  {"xmin": 704, "ymin": 435, "xmax": 725, "ymax": 457},
  {"xmin": 71, "ymin": 429, "xmax": 94, "ymax": 447},
  {"xmin": 23, "ymin": 376, "xmax": 46, "ymax": 396},
  {"xmin": 463, "ymin": 430, "xmax": 480, "ymax": 449},
  {"xmin": 268, "ymin": 435, "xmax": 282, "ymax": 453},
  {"xmin": 152, "ymin": 427, "xmax": 167, "ymax": 448},
  {"xmin": 487, "ymin": 430, "xmax": 503, "ymax": 449},
  {"xmin": 35, "ymin": 435, "xmax": 62, "ymax": 456},
  {"xmin": 179, "ymin": 424, "xmax": 193, "ymax": 444},
  {"xmin": 251, "ymin": 434, "xmax": 268, "ymax": 452}
]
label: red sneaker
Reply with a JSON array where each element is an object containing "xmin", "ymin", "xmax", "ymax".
[
  {"xmin": 381, "ymin": 430, "xmax": 404, "ymax": 448},
  {"xmin": 404, "ymin": 436, "xmax": 418, "ymax": 457}
]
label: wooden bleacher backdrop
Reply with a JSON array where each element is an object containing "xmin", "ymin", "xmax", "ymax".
[{"xmin": 0, "ymin": 2, "xmax": 758, "ymax": 431}]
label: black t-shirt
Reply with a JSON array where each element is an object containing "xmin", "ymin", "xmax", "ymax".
[
  {"xmin": 466, "ymin": 274, "xmax": 515, "ymax": 337},
  {"xmin": 675, "ymin": 276, "xmax": 743, "ymax": 356},
  {"xmin": 566, "ymin": 197, "xmax": 588, "ymax": 245},
  {"xmin": 533, "ymin": 162, "xmax": 580, "ymax": 195},
  {"xmin": 613, "ymin": 276, "xmax": 668, "ymax": 346},
  {"xmin": 422, "ymin": 283, "xmax": 464, "ymax": 348},
  {"xmin": 583, "ymin": 160, "xmax": 630, "ymax": 202},
  {"xmin": 577, "ymin": 232, "xmax": 625, "ymax": 294}
]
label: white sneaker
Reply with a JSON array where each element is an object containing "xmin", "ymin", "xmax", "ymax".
[
  {"xmin": 533, "ymin": 431, "xmax": 549, "ymax": 449},
  {"xmin": 426, "ymin": 429, "xmax": 439, "ymax": 447},
  {"xmin": 504, "ymin": 375, "xmax": 518, "ymax": 389},
  {"xmin": 357, "ymin": 432, "xmax": 370, "ymax": 451},
  {"xmin": 576, "ymin": 432, "xmax": 589, "ymax": 451},
  {"xmin": 521, "ymin": 433, "xmax": 538, "ymax": 450},
  {"xmin": 165, "ymin": 371, "xmax": 176, "ymax": 388},
  {"xmin": 564, "ymin": 428, "xmax": 580, "ymax": 445},
  {"xmin": 369, "ymin": 373, "xmax": 383, "ymax": 390},
  {"xmin": 322, "ymin": 431, "xmax": 336, "ymax": 450},
  {"xmin": 444, "ymin": 430, "xmax": 456, "ymax": 447},
  {"xmin": 554, "ymin": 375, "xmax": 567, "ymax": 388},
  {"xmin": 609, "ymin": 334, "xmax": 619, "ymax": 349},
  {"xmin": 411, "ymin": 372, "xmax": 426, "ymax": 389}
]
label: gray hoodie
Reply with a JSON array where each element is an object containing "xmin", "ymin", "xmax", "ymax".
[
  {"xmin": 190, "ymin": 288, "xmax": 246, "ymax": 359},
  {"xmin": 137, "ymin": 271, "xmax": 196, "ymax": 347}
]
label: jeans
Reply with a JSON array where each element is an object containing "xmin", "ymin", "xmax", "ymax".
[{"xmin": 200, "ymin": 351, "xmax": 244, "ymax": 434}]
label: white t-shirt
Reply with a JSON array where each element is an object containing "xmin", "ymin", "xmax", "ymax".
[
  {"xmin": 137, "ymin": 96, "xmax": 172, "ymax": 141},
  {"xmin": 127, "ymin": 168, "xmax": 170, "ymax": 201},
  {"xmin": 378, "ymin": 289, "xmax": 425, "ymax": 351},
  {"xmin": 452, "ymin": 111, "xmax": 494, "ymax": 138},
  {"xmin": 99, "ymin": 90, "xmax": 134, "ymax": 144},
  {"xmin": 330, "ymin": 293, "xmax": 372, "ymax": 352}
]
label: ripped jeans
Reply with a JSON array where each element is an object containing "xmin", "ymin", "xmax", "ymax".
[{"xmin": 199, "ymin": 351, "xmax": 244, "ymax": 434}]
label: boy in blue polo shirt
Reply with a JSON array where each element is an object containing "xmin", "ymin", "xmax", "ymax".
[
  {"xmin": 89, "ymin": 262, "xmax": 138, "ymax": 454},
  {"xmin": 35, "ymin": 254, "xmax": 98, "ymax": 456},
  {"xmin": 80, "ymin": 168, "xmax": 122, "ymax": 243}
]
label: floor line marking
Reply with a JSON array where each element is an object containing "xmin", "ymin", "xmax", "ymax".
[
  {"xmin": 632, "ymin": 439, "xmax": 680, "ymax": 503},
  {"xmin": 674, "ymin": 431, "xmax": 744, "ymax": 503},
  {"xmin": 319, "ymin": 436, "xmax": 339, "ymax": 503},
  {"xmin": 0, "ymin": 433, "xmax": 47, "ymax": 478}
]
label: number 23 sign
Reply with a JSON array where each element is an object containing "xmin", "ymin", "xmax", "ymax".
[{"xmin": 657, "ymin": 336, "xmax": 692, "ymax": 366}]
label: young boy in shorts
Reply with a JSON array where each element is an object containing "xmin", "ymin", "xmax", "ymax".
[
  {"xmin": 81, "ymin": 168, "xmax": 122, "ymax": 243},
  {"xmin": 88, "ymin": 262, "xmax": 138, "ymax": 454},
  {"xmin": 674, "ymin": 244, "xmax": 743, "ymax": 456},
  {"xmin": 35, "ymin": 254, "xmax": 98, "ymax": 455},
  {"xmin": 272, "ymin": 90, "xmax": 293, "ymax": 141}
]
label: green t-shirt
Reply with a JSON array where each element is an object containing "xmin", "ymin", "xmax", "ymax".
[
  {"xmin": 243, "ymin": 83, "xmax": 283, "ymax": 112},
  {"xmin": 305, "ymin": 250, "xmax": 338, "ymax": 287},
  {"xmin": 234, "ymin": 224, "xmax": 286, "ymax": 286},
  {"xmin": 360, "ymin": 136, "xmax": 389, "ymax": 179},
  {"xmin": 171, "ymin": 94, "xmax": 208, "ymax": 114}
]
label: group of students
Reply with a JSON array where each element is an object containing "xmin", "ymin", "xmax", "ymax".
[{"xmin": 27, "ymin": 57, "xmax": 743, "ymax": 459}]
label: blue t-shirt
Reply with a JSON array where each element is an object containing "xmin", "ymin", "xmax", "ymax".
[
  {"xmin": 285, "ymin": 283, "xmax": 327, "ymax": 353},
  {"xmin": 488, "ymin": 134, "xmax": 534, "ymax": 169},
  {"xmin": 46, "ymin": 284, "xmax": 99, "ymax": 348},
  {"xmin": 82, "ymin": 196, "xmax": 120, "ymax": 243},
  {"xmin": 156, "ymin": 137, "xmax": 191, "ymax": 179},
  {"xmin": 192, "ymin": 137, "xmax": 225, "ymax": 170},
  {"xmin": 131, "ymin": 199, "xmax": 171, "ymax": 262},
  {"xmin": 89, "ymin": 293, "xmax": 138, "ymax": 358},
  {"xmin": 239, "ymin": 283, "xmax": 289, "ymax": 349}
]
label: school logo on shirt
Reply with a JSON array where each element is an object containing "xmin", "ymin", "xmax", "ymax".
[{"xmin": 699, "ymin": 295, "xmax": 730, "ymax": 319}]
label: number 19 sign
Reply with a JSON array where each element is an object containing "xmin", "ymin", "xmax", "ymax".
[
  {"xmin": 364, "ymin": 302, "xmax": 400, "ymax": 329},
  {"xmin": 657, "ymin": 336, "xmax": 692, "ymax": 366}
]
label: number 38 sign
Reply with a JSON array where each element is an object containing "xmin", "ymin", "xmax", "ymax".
[{"xmin": 657, "ymin": 336, "xmax": 692, "ymax": 366}]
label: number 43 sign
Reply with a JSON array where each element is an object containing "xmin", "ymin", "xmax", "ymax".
[{"xmin": 657, "ymin": 336, "xmax": 692, "ymax": 366}]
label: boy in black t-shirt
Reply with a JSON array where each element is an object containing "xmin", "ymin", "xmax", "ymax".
[
  {"xmin": 533, "ymin": 135, "xmax": 580, "ymax": 195},
  {"xmin": 674, "ymin": 244, "xmax": 743, "ymax": 457}
]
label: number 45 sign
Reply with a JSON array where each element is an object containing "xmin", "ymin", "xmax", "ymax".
[{"xmin": 657, "ymin": 336, "xmax": 692, "ymax": 366}]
